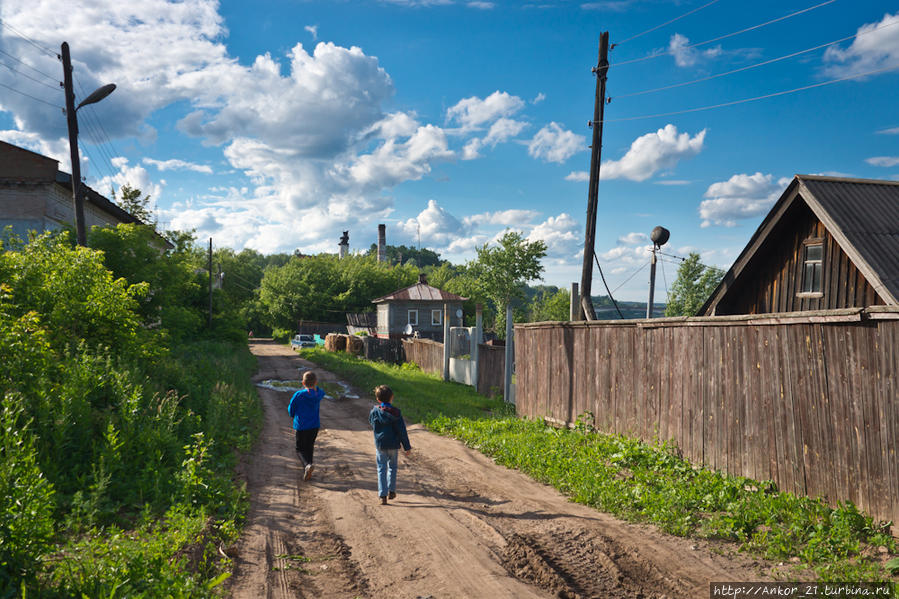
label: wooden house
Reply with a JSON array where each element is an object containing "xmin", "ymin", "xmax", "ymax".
[
  {"xmin": 700, "ymin": 174, "xmax": 899, "ymax": 316},
  {"xmin": 372, "ymin": 274, "xmax": 466, "ymax": 340}
]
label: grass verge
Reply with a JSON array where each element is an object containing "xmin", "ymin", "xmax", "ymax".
[{"xmin": 301, "ymin": 348, "xmax": 898, "ymax": 584}]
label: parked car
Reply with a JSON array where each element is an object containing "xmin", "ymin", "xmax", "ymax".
[{"xmin": 290, "ymin": 334, "xmax": 316, "ymax": 349}]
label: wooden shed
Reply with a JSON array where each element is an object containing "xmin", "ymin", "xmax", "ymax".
[
  {"xmin": 700, "ymin": 175, "xmax": 899, "ymax": 316},
  {"xmin": 372, "ymin": 274, "xmax": 466, "ymax": 341}
]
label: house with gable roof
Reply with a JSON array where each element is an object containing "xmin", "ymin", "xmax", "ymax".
[
  {"xmin": 372, "ymin": 273, "xmax": 467, "ymax": 341},
  {"xmin": 700, "ymin": 174, "xmax": 899, "ymax": 316}
]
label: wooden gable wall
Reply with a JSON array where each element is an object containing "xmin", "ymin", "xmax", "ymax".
[{"xmin": 715, "ymin": 199, "xmax": 884, "ymax": 315}]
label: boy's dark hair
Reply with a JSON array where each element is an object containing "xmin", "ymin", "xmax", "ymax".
[{"xmin": 374, "ymin": 385, "xmax": 393, "ymax": 403}]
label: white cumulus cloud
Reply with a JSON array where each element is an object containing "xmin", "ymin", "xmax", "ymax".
[
  {"xmin": 601, "ymin": 124, "xmax": 706, "ymax": 182},
  {"xmin": 823, "ymin": 12, "xmax": 899, "ymax": 77},
  {"xmin": 668, "ymin": 33, "xmax": 723, "ymax": 67},
  {"xmin": 866, "ymin": 156, "xmax": 899, "ymax": 167},
  {"xmin": 527, "ymin": 122, "xmax": 585, "ymax": 163},
  {"xmin": 143, "ymin": 158, "xmax": 213, "ymax": 173},
  {"xmin": 699, "ymin": 172, "xmax": 791, "ymax": 228},
  {"xmin": 446, "ymin": 91, "xmax": 525, "ymax": 131}
]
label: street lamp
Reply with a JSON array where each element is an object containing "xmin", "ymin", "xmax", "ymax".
[{"xmin": 62, "ymin": 41, "xmax": 116, "ymax": 246}]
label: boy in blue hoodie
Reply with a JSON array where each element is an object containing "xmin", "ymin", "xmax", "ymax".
[
  {"xmin": 369, "ymin": 385, "xmax": 411, "ymax": 505},
  {"xmin": 288, "ymin": 370, "xmax": 326, "ymax": 481}
]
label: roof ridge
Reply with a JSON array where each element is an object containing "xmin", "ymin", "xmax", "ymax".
[{"xmin": 797, "ymin": 173, "xmax": 899, "ymax": 186}]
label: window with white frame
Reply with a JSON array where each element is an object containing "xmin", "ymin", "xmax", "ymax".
[
  {"xmin": 431, "ymin": 309, "xmax": 442, "ymax": 326},
  {"xmin": 407, "ymin": 309, "xmax": 418, "ymax": 326},
  {"xmin": 800, "ymin": 241, "xmax": 824, "ymax": 294}
]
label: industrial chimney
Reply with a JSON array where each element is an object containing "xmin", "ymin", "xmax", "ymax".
[
  {"xmin": 338, "ymin": 230, "xmax": 349, "ymax": 259},
  {"xmin": 377, "ymin": 224, "xmax": 386, "ymax": 263}
]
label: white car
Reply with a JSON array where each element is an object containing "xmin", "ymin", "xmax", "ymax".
[{"xmin": 290, "ymin": 334, "xmax": 316, "ymax": 349}]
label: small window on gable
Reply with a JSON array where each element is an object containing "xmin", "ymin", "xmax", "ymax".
[
  {"xmin": 408, "ymin": 309, "xmax": 418, "ymax": 326},
  {"xmin": 432, "ymin": 309, "xmax": 442, "ymax": 326},
  {"xmin": 801, "ymin": 242, "xmax": 824, "ymax": 294}
]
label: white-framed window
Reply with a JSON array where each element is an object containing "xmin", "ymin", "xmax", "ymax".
[
  {"xmin": 800, "ymin": 241, "xmax": 824, "ymax": 294},
  {"xmin": 407, "ymin": 309, "xmax": 418, "ymax": 326},
  {"xmin": 431, "ymin": 309, "xmax": 442, "ymax": 326}
]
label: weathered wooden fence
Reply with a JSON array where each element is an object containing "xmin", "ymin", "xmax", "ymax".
[
  {"xmin": 403, "ymin": 338, "xmax": 507, "ymax": 398},
  {"xmin": 515, "ymin": 307, "xmax": 899, "ymax": 526}
]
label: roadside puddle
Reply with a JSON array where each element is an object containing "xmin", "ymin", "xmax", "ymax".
[{"xmin": 256, "ymin": 378, "xmax": 359, "ymax": 400}]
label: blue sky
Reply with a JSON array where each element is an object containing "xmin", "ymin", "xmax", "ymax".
[{"xmin": 1, "ymin": 0, "xmax": 897, "ymax": 301}]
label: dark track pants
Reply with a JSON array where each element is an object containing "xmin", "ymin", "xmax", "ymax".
[{"xmin": 295, "ymin": 427, "xmax": 319, "ymax": 466}]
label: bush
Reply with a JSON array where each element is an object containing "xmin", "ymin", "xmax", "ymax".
[{"xmin": 272, "ymin": 327, "xmax": 292, "ymax": 343}]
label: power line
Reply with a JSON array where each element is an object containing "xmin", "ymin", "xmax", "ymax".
[
  {"xmin": 615, "ymin": 0, "xmax": 722, "ymax": 47},
  {"xmin": 604, "ymin": 63, "xmax": 899, "ymax": 123},
  {"xmin": 611, "ymin": 260, "xmax": 649, "ymax": 295},
  {"xmin": 0, "ymin": 59, "xmax": 62, "ymax": 93},
  {"xmin": 75, "ymin": 77, "xmax": 122, "ymax": 160},
  {"xmin": 613, "ymin": 18, "xmax": 899, "ymax": 100},
  {"xmin": 0, "ymin": 18, "xmax": 59, "ymax": 58},
  {"xmin": 0, "ymin": 48, "xmax": 60, "ymax": 82},
  {"xmin": 593, "ymin": 251, "xmax": 625, "ymax": 319},
  {"xmin": 0, "ymin": 80, "xmax": 63, "ymax": 109},
  {"xmin": 616, "ymin": 0, "xmax": 839, "ymax": 67}
]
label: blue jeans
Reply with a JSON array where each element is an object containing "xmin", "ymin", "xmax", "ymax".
[{"xmin": 376, "ymin": 448, "xmax": 398, "ymax": 497}]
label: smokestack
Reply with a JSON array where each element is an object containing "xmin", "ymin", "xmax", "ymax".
[
  {"xmin": 377, "ymin": 224, "xmax": 386, "ymax": 263},
  {"xmin": 338, "ymin": 230, "xmax": 349, "ymax": 259}
]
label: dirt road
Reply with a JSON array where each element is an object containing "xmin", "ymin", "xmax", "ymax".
[{"xmin": 228, "ymin": 340, "xmax": 769, "ymax": 598}]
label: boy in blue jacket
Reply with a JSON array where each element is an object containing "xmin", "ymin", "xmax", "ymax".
[
  {"xmin": 369, "ymin": 385, "xmax": 411, "ymax": 505},
  {"xmin": 288, "ymin": 371, "xmax": 326, "ymax": 481}
]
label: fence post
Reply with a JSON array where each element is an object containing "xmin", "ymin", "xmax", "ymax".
[
  {"xmin": 473, "ymin": 304, "xmax": 482, "ymax": 392},
  {"xmin": 504, "ymin": 303, "xmax": 513, "ymax": 403},
  {"xmin": 570, "ymin": 282, "xmax": 579, "ymax": 321},
  {"xmin": 443, "ymin": 302, "xmax": 450, "ymax": 381}
]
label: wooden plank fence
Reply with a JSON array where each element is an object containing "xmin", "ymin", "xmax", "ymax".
[
  {"xmin": 403, "ymin": 338, "xmax": 507, "ymax": 398},
  {"xmin": 515, "ymin": 307, "xmax": 899, "ymax": 527}
]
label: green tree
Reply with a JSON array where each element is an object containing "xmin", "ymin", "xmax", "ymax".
[
  {"xmin": 115, "ymin": 184, "xmax": 154, "ymax": 225},
  {"xmin": 530, "ymin": 287, "xmax": 571, "ymax": 322},
  {"xmin": 470, "ymin": 231, "xmax": 547, "ymax": 337},
  {"xmin": 664, "ymin": 252, "xmax": 725, "ymax": 317}
]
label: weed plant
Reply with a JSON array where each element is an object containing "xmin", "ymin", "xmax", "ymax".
[
  {"xmin": 303, "ymin": 349, "xmax": 897, "ymax": 583},
  {"xmin": 1, "ymin": 232, "xmax": 262, "ymax": 597}
]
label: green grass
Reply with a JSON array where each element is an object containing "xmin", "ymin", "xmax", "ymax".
[{"xmin": 301, "ymin": 348, "xmax": 898, "ymax": 584}]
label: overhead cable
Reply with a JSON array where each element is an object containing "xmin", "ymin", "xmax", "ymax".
[
  {"xmin": 604, "ymin": 63, "xmax": 899, "ymax": 123},
  {"xmin": 0, "ymin": 18, "xmax": 59, "ymax": 58},
  {"xmin": 611, "ymin": 260, "xmax": 649, "ymax": 295},
  {"xmin": 593, "ymin": 251, "xmax": 625, "ymax": 319},
  {"xmin": 614, "ymin": 18, "xmax": 899, "ymax": 99},
  {"xmin": 0, "ymin": 48, "xmax": 59, "ymax": 82},
  {"xmin": 616, "ymin": 0, "xmax": 838, "ymax": 67},
  {"xmin": 0, "ymin": 59, "xmax": 62, "ymax": 92},
  {"xmin": 0, "ymin": 81, "xmax": 62, "ymax": 109},
  {"xmin": 615, "ymin": 0, "xmax": 722, "ymax": 47}
]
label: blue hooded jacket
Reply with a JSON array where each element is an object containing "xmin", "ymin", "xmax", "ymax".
[
  {"xmin": 288, "ymin": 387, "xmax": 326, "ymax": 431},
  {"xmin": 369, "ymin": 403, "xmax": 411, "ymax": 451}
]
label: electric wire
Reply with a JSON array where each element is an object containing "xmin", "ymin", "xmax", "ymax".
[
  {"xmin": 660, "ymin": 256, "xmax": 670, "ymax": 304},
  {"xmin": 615, "ymin": 0, "xmax": 722, "ymax": 47},
  {"xmin": 77, "ymin": 140, "xmax": 115, "ymax": 186},
  {"xmin": 610, "ymin": 260, "xmax": 649, "ymax": 295},
  {"xmin": 0, "ymin": 18, "xmax": 59, "ymax": 58},
  {"xmin": 75, "ymin": 78, "xmax": 122, "ymax": 160},
  {"xmin": 604, "ymin": 63, "xmax": 899, "ymax": 123},
  {"xmin": 593, "ymin": 250, "xmax": 625, "ymax": 319},
  {"xmin": 78, "ymin": 117, "xmax": 119, "ymax": 185},
  {"xmin": 613, "ymin": 18, "xmax": 899, "ymax": 100},
  {"xmin": 0, "ymin": 80, "xmax": 63, "ymax": 109},
  {"xmin": 0, "ymin": 59, "xmax": 62, "ymax": 92},
  {"xmin": 0, "ymin": 48, "xmax": 60, "ymax": 82},
  {"xmin": 615, "ymin": 0, "xmax": 838, "ymax": 67}
]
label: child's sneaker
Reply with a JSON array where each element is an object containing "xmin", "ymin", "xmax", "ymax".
[
  {"xmin": 388, "ymin": 491, "xmax": 396, "ymax": 500},
  {"xmin": 379, "ymin": 496, "xmax": 388, "ymax": 505},
  {"xmin": 304, "ymin": 464, "xmax": 314, "ymax": 481}
]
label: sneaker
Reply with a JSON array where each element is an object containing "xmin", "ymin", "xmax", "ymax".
[
  {"xmin": 388, "ymin": 491, "xmax": 396, "ymax": 500},
  {"xmin": 304, "ymin": 464, "xmax": 314, "ymax": 481},
  {"xmin": 380, "ymin": 496, "xmax": 388, "ymax": 505}
]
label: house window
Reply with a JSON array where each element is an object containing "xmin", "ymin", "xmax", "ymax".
[
  {"xmin": 407, "ymin": 309, "xmax": 418, "ymax": 326},
  {"xmin": 801, "ymin": 242, "xmax": 823, "ymax": 293},
  {"xmin": 431, "ymin": 309, "xmax": 442, "ymax": 326}
]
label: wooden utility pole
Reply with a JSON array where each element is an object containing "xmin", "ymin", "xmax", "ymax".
[
  {"xmin": 578, "ymin": 32, "xmax": 610, "ymax": 321},
  {"xmin": 61, "ymin": 42, "xmax": 86, "ymax": 246},
  {"xmin": 208, "ymin": 238, "xmax": 213, "ymax": 328}
]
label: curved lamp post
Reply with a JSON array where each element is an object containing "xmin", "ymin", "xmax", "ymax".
[{"xmin": 62, "ymin": 41, "xmax": 116, "ymax": 245}]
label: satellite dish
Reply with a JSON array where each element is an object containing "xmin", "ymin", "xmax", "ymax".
[
  {"xmin": 404, "ymin": 323, "xmax": 413, "ymax": 335},
  {"xmin": 456, "ymin": 309, "xmax": 463, "ymax": 318}
]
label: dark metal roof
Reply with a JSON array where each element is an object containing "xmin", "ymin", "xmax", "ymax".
[
  {"xmin": 799, "ymin": 175, "xmax": 899, "ymax": 305},
  {"xmin": 55, "ymin": 171, "xmax": 142, "ymax": 226},
  {"xmin": 700, "ymin": 174, "xmax": 899, "ymax": 314},
  {"xmin": 372, "ymin": 282, "xmax": 467, "ymax": 303}
]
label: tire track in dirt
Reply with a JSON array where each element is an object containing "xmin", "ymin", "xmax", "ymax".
[{"xmin": 229, "ymin": 340, "xmax": 772, "ymax": 598}]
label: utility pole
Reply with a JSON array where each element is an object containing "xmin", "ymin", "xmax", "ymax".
[
  {"xmin": 61, "ymin": 42, "xmax": 86, "ymax": 246},
  {"xmin": 208, "ymin": 238, "xmax": 213, "ymax": 328},
  {"xmin": 578, "ymin": 32, "xmax": 610, "ymax": 321},
  {"xmin": 647, "ymin": 248, "xmax": 658, "ymax": 318}
]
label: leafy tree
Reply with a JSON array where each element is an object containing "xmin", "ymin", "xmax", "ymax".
[
  {"xmin": 115, "ymin": 184, "xmax": 154, "ymax": 226},
  {"xmin": 664, "ymin": 252, "xmax": 725, "ymax": 317},
  {"xmin": 368, "ymin": 243, "xmax": 445, "ymax": 268},
  {"xmin": 469, "ymin": 231, "xmax": 547, "ymax": 337},
  {"xmin": 530, "ymin": 287, "xmax": 571, "ymax": 322}
]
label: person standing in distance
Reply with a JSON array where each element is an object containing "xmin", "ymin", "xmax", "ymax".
[
  {"xmin": 288, "ymin": 370, "xmax": 326, "ymax": 481},
  {"xmin": 369, "ymin": 385, "xmax": 412, "ymax": 505}
]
